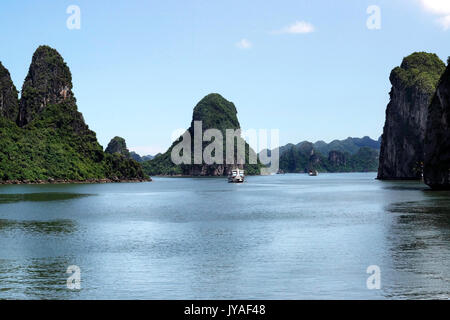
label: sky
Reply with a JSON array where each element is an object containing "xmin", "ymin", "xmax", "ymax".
[{"xmin": 1, "ymin": 0, "xmax": 450, "ymax": 155}]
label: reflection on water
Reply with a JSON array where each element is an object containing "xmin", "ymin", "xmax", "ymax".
[
  {"xmin": 0, "ymin": 257, "xmax": 77, "ymax": 299},
  {"xmin": 0, "ymin": 193, "xmax": 92, "ymax": 204},
  {"xmin": 382, "ymin": 185, "xmax": 427, "ymax": 191},
  {"xmin": 0, "ymin": 219, "xmax": 76, "ymax": 235},
  {"xmin": 0, "ymin": 174, "xmax": 449, "ymax": 299},
  {"xmin": 382, "ymin": 188, "xmax": 450, "ymax": 299},
  {"xmin": 387, "ymin": 197, "xmax": 450, "ymax": 228},
  {"xmin": 389, "ymin": 198, "xmax": 450, "ymax": 214}
]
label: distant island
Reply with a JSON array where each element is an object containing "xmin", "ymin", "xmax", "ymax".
[
  {"xmin": 105, "ymin": 136, "xmax": 154, "ymax": 162},
  {"xmin": 262, "ymin": 137, "xmax": 380, "ymax": 174}
]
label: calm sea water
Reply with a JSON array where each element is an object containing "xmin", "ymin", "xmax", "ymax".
[{"xmin": 0, "ymin": 173, "xmax": 449, "ymax": 300}]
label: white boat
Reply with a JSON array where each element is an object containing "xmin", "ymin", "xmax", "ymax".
[
  {"xmin": 308, "ymin": 170, "xmax": 318, "ymax": 176},
  {"xmin": 228, "ymin": 168, "xmax": 245, "ymax": 183}
]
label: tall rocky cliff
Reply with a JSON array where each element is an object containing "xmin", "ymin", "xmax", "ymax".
[
  {"xmin": 0, "ymin": 46, "xmax": 147, "ymax": 182},
  {"xmin": 0, "ymin": 62, "xmax": 19, "ymax": 121},
  {"xmin": 424, "ymin": 63, "xmax": 450, "ymax": 189},
  {"xmin": 18, "ymin": 46, "xmax": 74, "ymax": 126},
  {"xmin": 377, "ymin": 52, "xmax": 445, "ymax": 180},
  {"xmin": 143, "ymin": 93, "xmax": 262, "ymax": 176}
]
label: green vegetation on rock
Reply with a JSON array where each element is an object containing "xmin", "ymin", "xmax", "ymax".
[
  {"xmin": 0, "ymin": 46, "xmax": 148, "ymax": 182},
  {"xmin": 390, "ymin": 52, "xmax": 445, "ymax": 96}
]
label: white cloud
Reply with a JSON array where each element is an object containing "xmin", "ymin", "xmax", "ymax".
[
  {"xmin": 438, "ymin": 14, "xmax": 450, "ymax": 30},
  {"xmin": 273, "ymin": 21, "xmax": 315, "ymax": 34},
  {"xmin": 421, "ymin": 0, "xmax": 450, "ymax": 15},
  {"xmin": 236, "ymin": 38, "xmax": 252, "ymax": 49},
  {"xmin": 420, "ymin": 0, "xmax": 450, "ymax": 30}
]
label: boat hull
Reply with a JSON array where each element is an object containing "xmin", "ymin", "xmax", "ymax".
[{"xmin": 228, "ymin": 177, "xmax": 244, "ymax": 183}]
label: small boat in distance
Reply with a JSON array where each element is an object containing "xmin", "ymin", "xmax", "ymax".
[
  {"xmin": 308, "ymin": 170, "xmax": 318, "ymax": 176},
  {"xmin": 228, "ymin": 168, "xmax": 245, "ymax": 183}
]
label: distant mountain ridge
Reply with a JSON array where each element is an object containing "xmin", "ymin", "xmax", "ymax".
[
  {"xmin": 313, "ymin": 136, "xmax": 381, "ymax": 156},
  {"xmin": 130, "ymin": 152, "xmax": 154, "ymax": 162}
]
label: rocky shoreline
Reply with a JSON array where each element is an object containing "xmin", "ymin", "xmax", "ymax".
[{"xmin": 0, "ymin": 177, "xmax": 152, "ymax": 185}]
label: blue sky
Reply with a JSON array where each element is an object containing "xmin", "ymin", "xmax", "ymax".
[{"xmin": 1, "ymin": 0, "xmax": 450, "ymax": 155}]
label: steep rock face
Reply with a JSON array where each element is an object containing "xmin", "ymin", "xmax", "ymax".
[
  {"xmin": 105, "ymin": 136, "xmax": 131, "ymax": 158},
  {"xmin": 143, "ymin": 93, "xmax": 262, "ymax": 176},
  {"xmin": 18, "ymin": 46, "xmax": 74, "ymax": 126},
  {"xmin": 0, "ymin": 62, "xmax": 19, "ymax": 121},
  {"xmin": 378, "ymin": 52, "xmax": 445, "ymax": 180},
  {"xmin": 424, "ymin": 64, "xmax": 450, "ymax": 189},
  {"xmin": 328, "ymin": 151, "xmax": 347, "ymax": 167}
]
